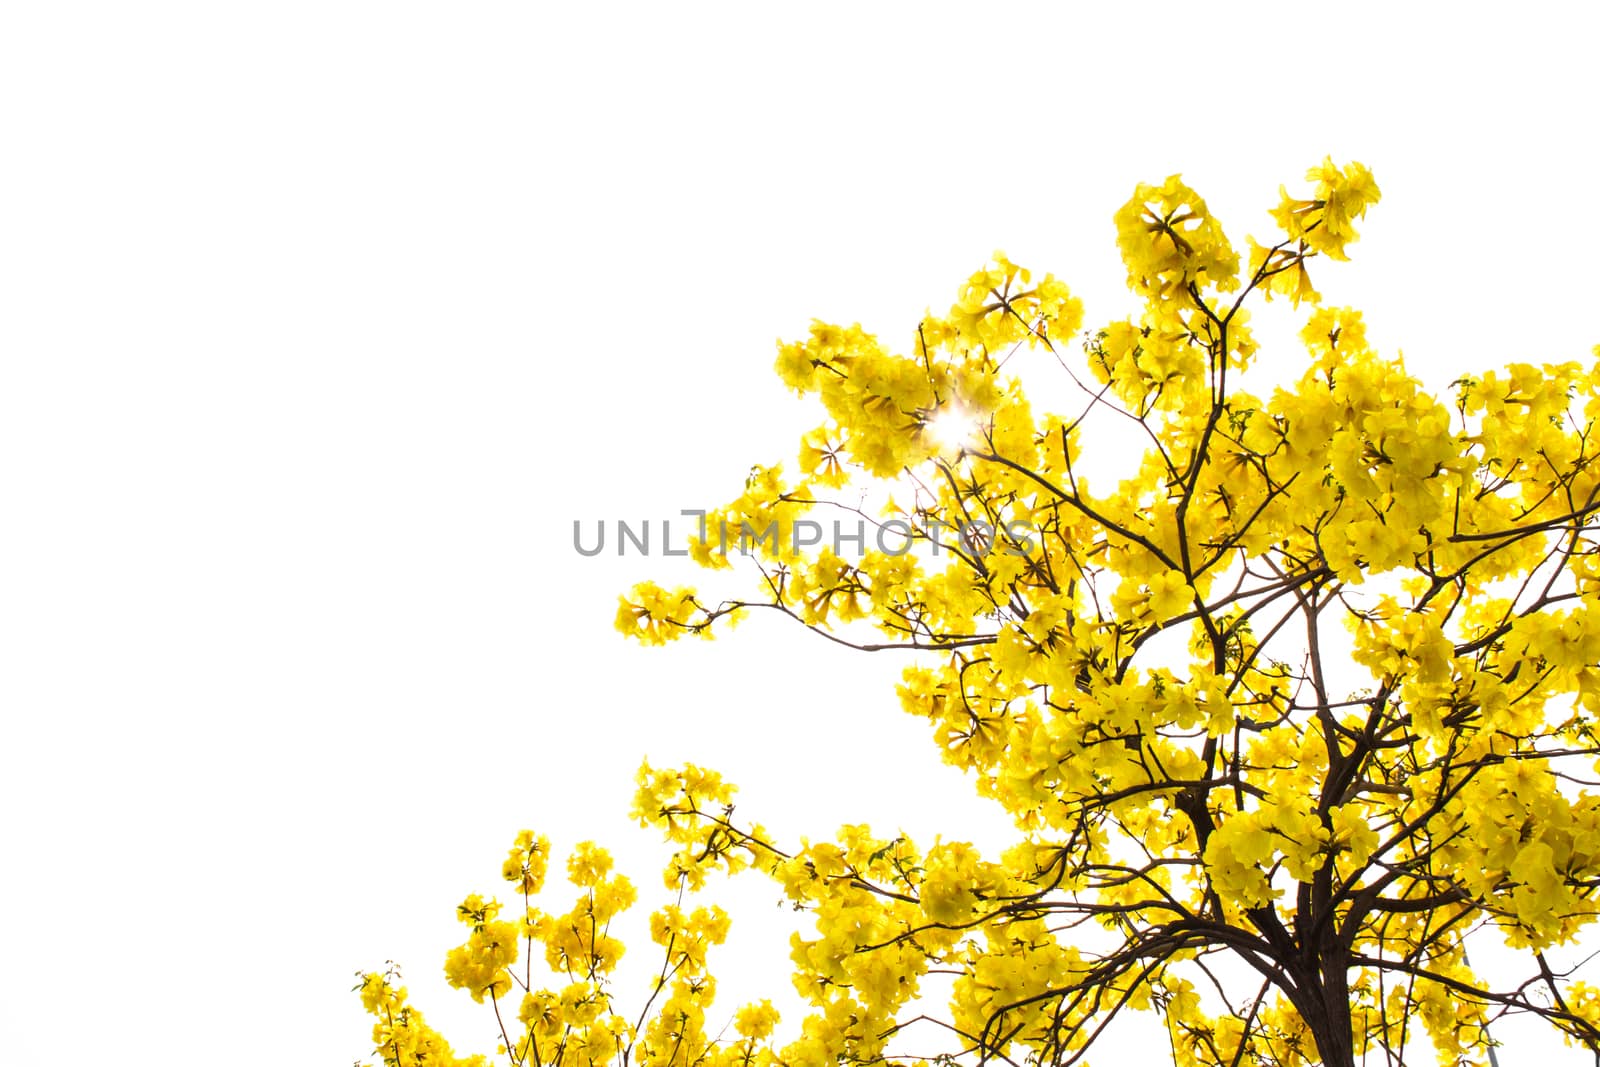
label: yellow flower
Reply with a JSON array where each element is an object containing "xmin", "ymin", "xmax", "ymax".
[
  {"xmin": 566, "ymin": 841, "xmax": 615, "ymax": 887},
  {"xmin": 734, "ymin": 1000, "xmax": 780, "ymax": 1040}
]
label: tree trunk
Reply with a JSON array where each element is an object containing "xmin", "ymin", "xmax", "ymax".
[
  {"xmin": 1306, "ymin": 961, "xmax": 1356, "ymax": 1067},
  {"xmin": 1275, "ymin": 956, "xmax": 1356, "ymax": 1067}
]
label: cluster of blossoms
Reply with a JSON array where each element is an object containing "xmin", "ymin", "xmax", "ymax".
[{"xmin": 358, "ymin": 825, "xmax": 776, "ymax": 1067}]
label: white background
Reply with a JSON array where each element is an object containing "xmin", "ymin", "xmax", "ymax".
[{"xmin": 3, "ymin": 3, "xmax": 1599, "ymax": 1063}]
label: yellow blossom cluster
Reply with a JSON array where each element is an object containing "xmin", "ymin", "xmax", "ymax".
[{"xmin": 359, "ymin": 829, "xmax": 775, "ymax": 1067}]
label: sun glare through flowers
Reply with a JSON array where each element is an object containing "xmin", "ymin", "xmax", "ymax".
[{"xmin": 925, "ymin": 404, "xmax": 983, "ymax": 456}]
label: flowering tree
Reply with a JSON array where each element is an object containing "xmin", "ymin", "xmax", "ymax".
[{"xmin": 360, "ymin": 161, "xmax": 1600, "ymax": 1067}]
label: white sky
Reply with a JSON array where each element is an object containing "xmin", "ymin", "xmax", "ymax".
[{"xmin": 4, "ymin": 3, "xmax": 1600, "ymax": 1063}]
